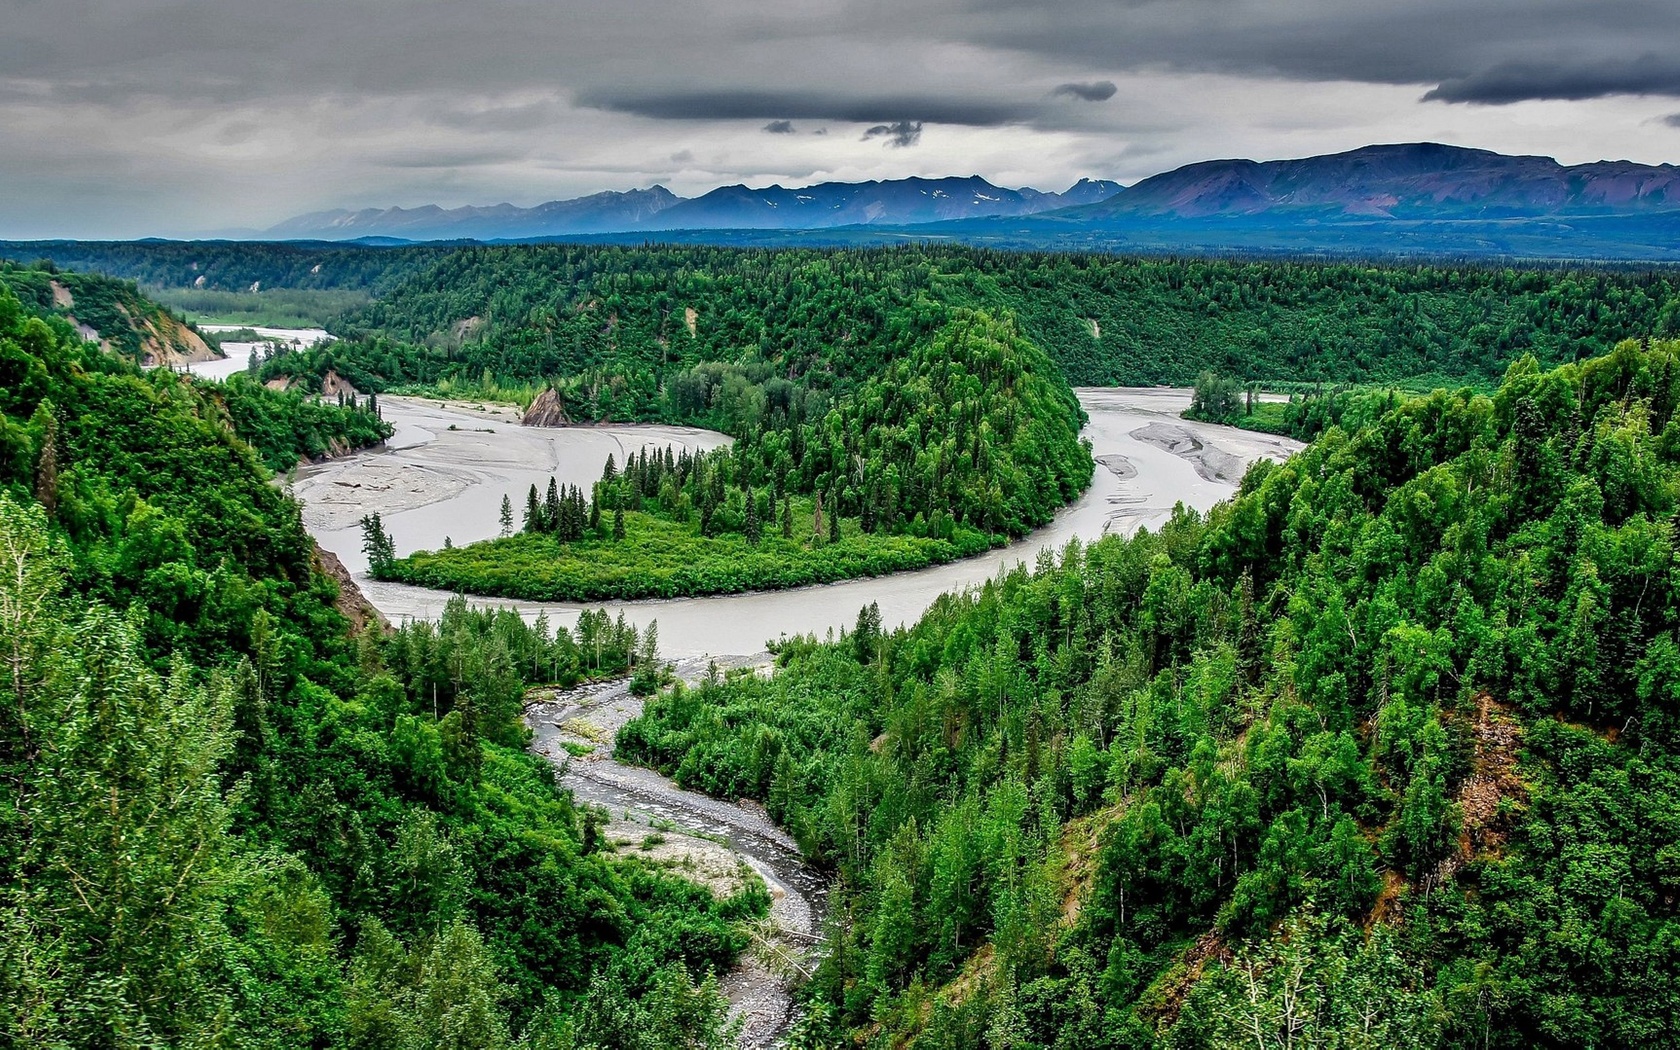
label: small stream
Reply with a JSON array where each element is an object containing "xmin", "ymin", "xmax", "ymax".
[{"xmin": 527, "ymin": 658, "xmax": 826, "ymax": 1045}]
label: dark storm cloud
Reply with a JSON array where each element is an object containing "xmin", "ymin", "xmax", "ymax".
[
  {"xmin": 4, "ymin": 0, "xmax": 1678, "ymax": 235},
  {"xmin": 577, "ymin": 88, "xmax": 1034, "ymax": 127},
  {"xmin": 955, "ymin": 0, "xmax": 1680, "ymax": 103},
  {"xmin": 1424, "ymin": 56, "xmax": 1680, "ymax": 104},
  {"xmin": 862, "ymin": 121, "xmax": 924, "ymax": 147},
  {"xmin": 1053, "ymin": 81, "xmax": 1118, "ymax": 102}
]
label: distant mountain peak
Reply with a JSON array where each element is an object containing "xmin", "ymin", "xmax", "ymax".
[
  {"xmin": 265, "ymin": 175, "xmax": 1122, "ymax": 240},
  {"xmin": 1063, "ymin": 142, "xmax": 1680, "ymax": 222}
]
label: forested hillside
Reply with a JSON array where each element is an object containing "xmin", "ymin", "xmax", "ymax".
[
  {"xmin": 326, "ymin": 244, "xmax": 1680, "ymax": 390},
  {"xmin": 242, "ymin": 242, "xmax": 1677, "ymax": 601},
  {"xmin": 0, "ymin": 275, "xmax": 759, "ymax": 1046},
  {"xmin": 13, "ymin": 241, "xmax": 1679, "ymax": 390},
  {"xmin": 620, "ymin": 339, "xmax": 1680, "ymax": 1047},
  {"xmin": 0, "ymin": 260, "xmax": 218, "ymax": 366}
]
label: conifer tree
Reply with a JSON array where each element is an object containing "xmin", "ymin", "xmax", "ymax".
[
  {"xmin": 744, "ymin": 488, "xmax": 761, "ymax": 544},
  {"xmin": 498, "ymin": 494, "xmax": 513, "ymax": 538},
  {"xmin": 544, "ymin": 477, "xmax": 561, "ymax": 534},
  {"xmin": 524, "ymin": 484, "xmax": 541, "ymax": 533}
]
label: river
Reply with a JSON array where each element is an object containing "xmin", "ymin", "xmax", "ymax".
[
  {"xmin": 188, "ymin": 324, "xmax": 333, "ymax": 380},
  {"xmin": 294, "ymin": 388, "xmax": 1300, "ymax": 659}
]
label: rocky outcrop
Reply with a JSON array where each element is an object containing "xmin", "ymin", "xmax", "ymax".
[
  {"xmin": 523, "ymin": 387, "xmax": 571, "ymax": 427},
  {"xmin": 312, "ymin": 545, "xmax": 390, "ymax": 635}
]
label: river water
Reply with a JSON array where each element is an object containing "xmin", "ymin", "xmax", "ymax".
[
  {"xmin": 188, "ymin": 324, "xmax": 333, "ymax": 380},
  {"xmin": 293, "ymin": 388, "xmax": 1300, "ymax": 659}
]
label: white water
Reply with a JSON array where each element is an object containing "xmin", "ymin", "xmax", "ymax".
[{"xmin": 295, "ymin": 389, "xmax": 1300, "ymax": 659}]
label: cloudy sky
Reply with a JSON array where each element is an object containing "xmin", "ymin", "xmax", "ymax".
[{"xmin": 3, "ymin": 0, "xmax": 1679, "ymax": 238}]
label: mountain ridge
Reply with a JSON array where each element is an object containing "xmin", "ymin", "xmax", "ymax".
[
  {"xmin": 266, "ymin": 176, "xmax": 1123, "ymax": 240},
  {"xmin": 1058, "ymin": 142, "xmax": 1680, "ymax": 221}
]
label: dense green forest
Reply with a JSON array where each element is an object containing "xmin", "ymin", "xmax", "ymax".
[
  {"xmin": 0, "ymin": 274, "xmax": 763, "ymax": 1046},
  {"xmin": 0, "ymin": 259, "xmax": 216, "ymax": 364},
  {"xmin": 619, "ymin": 339, "xmax": 1680, "ymax": 1047},
  {"xmin": 11, "ymin": 241, "xmax": 1680, "ymax": 388}
]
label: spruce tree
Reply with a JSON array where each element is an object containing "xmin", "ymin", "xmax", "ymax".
[
  {"xmin": 544, "ymin": 477, "xmax": 561, "ymax": 534},
  {"xmin": 744, "ymin": 488, "xmax": 761, "ymax": 544},
  {"xmin": 498, "ymin": 494, "xmax": 513, "ymax": 538},
  {"xmin": 524, "ymin": 484, "xmax": 541, "ymax": 533},
  {"xmin": 612, "ymin": 505, "xmax": 626, "ymax": 541}
]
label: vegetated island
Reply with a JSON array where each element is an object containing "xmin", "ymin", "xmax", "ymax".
[{"xmin": 371, "ymin": 311, "xmax": 1093, "ymax": 601}]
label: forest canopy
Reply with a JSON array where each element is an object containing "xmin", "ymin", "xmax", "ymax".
[{"xmin": 619, "ymin": 337, "xmax": 1680, "ymax": 1047}]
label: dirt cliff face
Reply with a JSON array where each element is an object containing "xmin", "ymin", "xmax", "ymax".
[
  {"xmin": 312, "ymin": 545, "xmax": 390, "ymax": 635},
  {"xmin": 320, "ymin": 370, "xmax": 359, "ymax": 398},
  {"xmin": 130, "ymin": 307, "xmax": 218, "ymax": 368},
  {"xmin": 522, "ymin": 387, "xmax": 571, "ymax": 427}
]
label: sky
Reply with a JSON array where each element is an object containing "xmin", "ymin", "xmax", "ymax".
[{"xmin": 3, "ymin": 0, "xmax": 1679, "ymax": 238}]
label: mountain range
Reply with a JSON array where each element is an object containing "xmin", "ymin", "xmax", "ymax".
[
  {"xmin": 268, "ymin": 176, "xmax": 1125, "ymax": 241},
  {"xmin": 255, "ymin": 143, "xmax": 1680, "ymax": 260}
]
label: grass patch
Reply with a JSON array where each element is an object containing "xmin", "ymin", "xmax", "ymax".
[
  {"xmin": 383, "ymin": 503, "xmax": 994, "ymax": 602},
  {"xmin": 149, "ymin": 286, "xmax": 371, "ymax": 328}
]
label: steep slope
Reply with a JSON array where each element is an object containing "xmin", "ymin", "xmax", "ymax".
[
  {"xmin": 620, "ymin": 338, "xmax": 1680, "ymax": 1048},
  {"xmin": 0, "ymin": 269, "xmax": 758, "ymax": 1046},
  {"xmin": 0, "ymin": 261, "xmax": 219, "ymax": 365}
]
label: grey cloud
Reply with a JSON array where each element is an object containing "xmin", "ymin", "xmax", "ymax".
[
  {"xmin": 1423, "ymin": 55, "xmax": 1680, "ymax": 104},
  {"xmin": 374, "ymin": 146, "xmax": 533, "ymax": 170},
  {"xmin": 1053, "ymin": 80, "xmax": 1117, "ymax": 102},
  {"xmin": 762, "ymin": 119, "xmax": 796, "ymax": 133},
  {"xmin": 3, "ymin": 0, "xmax": 1678, "ymax": 235},
  {"xmin": 862, "ymin": 121, "xmax": 923, "ymax": 147},
  {"xmin": 1665, "ymin": 114, "xmax": 1680, "ymax": 128},
  {"xmin": 957, "ymin": 0, "xmax": 1680, "ymax": 102},
  {"xmin": 578, "ymin": 88, "xmax": 1034, "ymax": 126},
  {"xmin": 428, "ymin": 99, "xmax": 569, "ymax": 132}
]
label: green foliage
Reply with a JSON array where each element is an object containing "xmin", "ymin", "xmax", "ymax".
[
  {"xmin": 1170, "ymin": 910, "xmax": 1443, "ymax": 1049},
  {"xmin": 386, "ymin": 496, "xmax": 991, "ymax": 602},
  {"xmin": 0, "ymin": 273, "xmax": 759, "ymax": 1046},
  {"xmin": 152, "ymin": 286, "xmax": 373, "ymax": 328},
  {"xmin": 217, "ymin": 375, "xmax": 391, "ymax": 471},
  {"xmin": 619, "ymin": 338, "xmax": 1680, "ymax": 1047}
]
